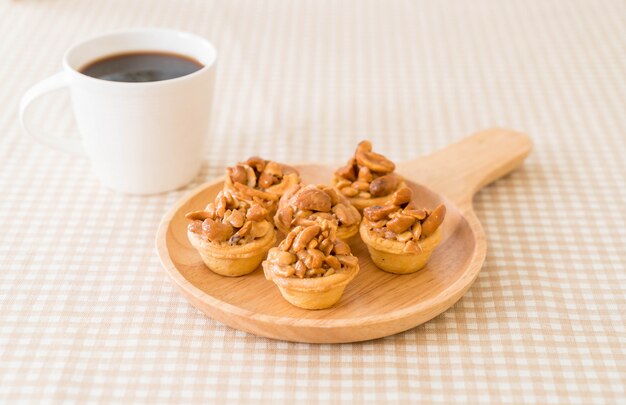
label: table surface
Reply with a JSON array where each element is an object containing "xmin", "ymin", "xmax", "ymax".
[{"xmin": 1, "ymin": 0, "xmax": 624, "ymax": 403}]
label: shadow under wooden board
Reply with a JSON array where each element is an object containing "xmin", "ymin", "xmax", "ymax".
[{"xmin": 156, "ymin": 128, "xmax": 532, "ymax": 343}]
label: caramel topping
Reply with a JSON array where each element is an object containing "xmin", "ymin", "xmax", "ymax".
[
  {"xmin": 334, "ymin": 140, "xmax": 400, "ymax": 199},
  {"xmin": 265, "ymin": 220, "xmax": 358, "ymax": 279},
  {"xmin": 363, "ymin": 187, "xmax": 445, "ymax": 247},
  {"xmin": 186, "ymin": 189, "xmax": 273, "ymax": 245}
]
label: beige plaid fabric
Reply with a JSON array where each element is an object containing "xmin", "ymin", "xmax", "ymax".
[{"xmin": 1, "ymin": 0, "xmax": 624, "ymax": 403}]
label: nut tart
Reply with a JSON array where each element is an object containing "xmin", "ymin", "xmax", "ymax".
[
  {"xmin": 359, "ymin": 187, "xmax": 446, "ymax": 274},
  {"xmin": 224, "ymin": 156, "xmax": 300, "ymax": 216},
  {"xmin": 274, "ymin": 184, "xmax": 361, "ymax": 240},
  {"xmin": 187, "ymin": 189, "xmax": 276, "ymax": 277},
  {"xmin": 262, "ymin": 220, "xmax": 359, "ymax": 309},
  {"xmin": 332, "ymin": 140, "xmax": 406, "ymax": 211}
]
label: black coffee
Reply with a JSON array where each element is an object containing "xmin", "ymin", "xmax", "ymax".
[{"xmin": 80, "ymin": 51, "xmax": 203, "ymax": 82}]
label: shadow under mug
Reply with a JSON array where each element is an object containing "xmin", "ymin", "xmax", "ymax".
[{"xmin": 19, "ymin": 28, "xmax": 217, "ymax": 194}]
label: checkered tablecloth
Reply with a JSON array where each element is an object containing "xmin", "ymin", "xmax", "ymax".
[{"xmin": 1, "ymin": 0, "xmax": 624, "ymax": 403}]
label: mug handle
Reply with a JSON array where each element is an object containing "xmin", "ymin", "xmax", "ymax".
[{"xmin": 19, "ymin": 72, "xmax": 85, "ymax": 155}]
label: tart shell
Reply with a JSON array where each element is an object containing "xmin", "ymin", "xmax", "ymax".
[
  {"xmin": 188, "ymin": 228, "xmax": 276, "ymax": 277},
  {"xmin": 264, "ymin": 263, "xmax": 359, "ymax": 309},
  {"xmin": 359, "ymin": 222, "xmax": 442, "ymax": 274}
]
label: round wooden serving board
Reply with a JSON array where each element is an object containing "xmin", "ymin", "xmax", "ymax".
[{"xmin": 156, "ymin": 128, "xmax": 532, "ymax": 343}]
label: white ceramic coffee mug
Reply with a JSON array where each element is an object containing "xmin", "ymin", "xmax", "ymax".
[{"xmin": 20, "ymin": 28, "xmax": 217, "ymax": 194}]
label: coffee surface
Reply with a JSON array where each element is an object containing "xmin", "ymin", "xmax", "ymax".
[{"xmin": 80, "ymin": 51, "xmax": 203, "ymax": 82}]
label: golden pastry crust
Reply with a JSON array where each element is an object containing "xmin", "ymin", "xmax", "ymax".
[
  {"xmin": 188, "ymin": 228, "xmax": 276, "ymax": 276},
  {"xmin": 359, "ymin": 187, "xmax": 446, "ymax": 274},
  {"xmin": 332, "ymin": 140, "xmax": 405, "ymax": 211},
  {"xmin": 360, "ymin": 224, "xmax": 442, "ymax": 274},
  {"xmin": 263, "ymin": 220, "xmax": 359, "ymax": 309},
  {"xmin": 224, "ymin": 156, "xmax": 300, "ymax": 216},
  {"xmin": 274, "ymin": 184, "xmax": 361, "ymax": 240},
  {"xmin": 186, "ymin": 189, "xmax": 276, "ymax": 277}
]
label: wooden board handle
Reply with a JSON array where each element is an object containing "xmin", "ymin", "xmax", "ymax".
[{"xmin": 397, "ymin": 128, "xmax": 533, "ymax": 205}]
